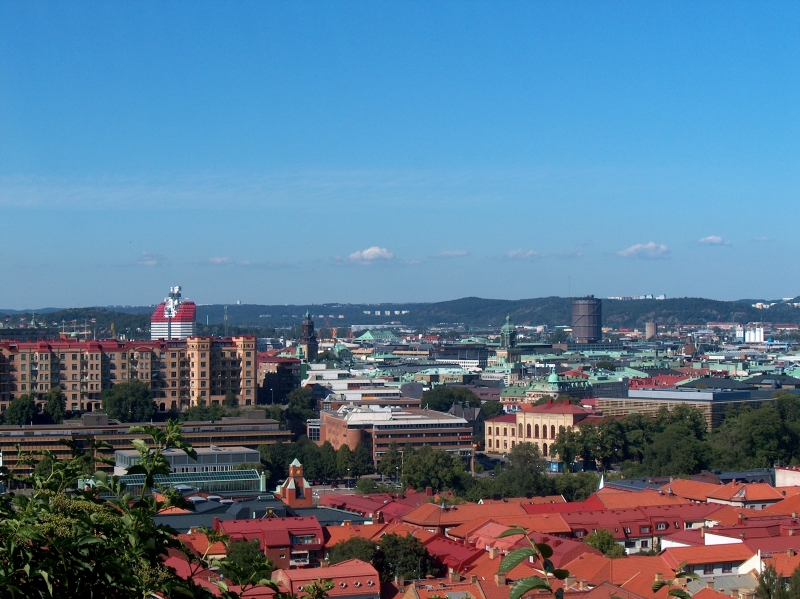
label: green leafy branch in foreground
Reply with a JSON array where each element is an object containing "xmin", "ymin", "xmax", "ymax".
[
  {"xmin": 496, "ymin": 526, "xmax": 570, "ymax": 599},
  {"xmin": 652, "ymin": 562, "xmax": 699, "ymax": 599}
]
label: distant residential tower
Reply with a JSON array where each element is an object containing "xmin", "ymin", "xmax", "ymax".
[{"xmin": 151, "ymin": 286, "xmax": 196, "ymax": 340}]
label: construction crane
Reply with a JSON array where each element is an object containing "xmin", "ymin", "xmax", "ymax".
[{"xmin": 320, "ymin": 317, "xmax": 337, "ymax": 341}]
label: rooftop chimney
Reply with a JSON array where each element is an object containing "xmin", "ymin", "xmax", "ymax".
[
  {"xmin": 793, "ymin": 511, "xmax": 798, "ymax": 518},
  {"xmin": 706, "ymin": 580, "xmax": 715, "ymax": 590},
  {"xmin": 488, "ymin": 547, "xmax": 499, "ymax": 560},
  {"xmin": 579, "ymin": 580, "xmax": 589, "ymax": 591},
  {"xmin": 730, "ymin": 589, "xmax": 739, "ymax": 598},
  {"xmin": 426, "ymin": 487, "xmax": 433, "ymax": 496},
  {"xmin": 449, "ymin": 572, "xmax": 461, "ymax": 583},
  {"xmin": 655, "ymin": 573, "xmax": 663, "ymax": 582},
  {"xmin": 394, "ymin": 575, "xmax": 404, "ymax": 588},
  {"xmin": 566, "ymin": 575, "xmax": 577, "ymax": 589},
  {"xmin": 494, "ymin": 573, "xmax": 506, "ymax": 587},
  {"xmin": 470, "ymin": 575, "xmax": 478, "ymax": 584}
]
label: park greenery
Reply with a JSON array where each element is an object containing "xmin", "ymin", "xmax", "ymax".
[
  {"xmin": 551, "ymin": 392, "xmax": 800, "ymax": 477},
  {"xmin": 327, "ymin": 533, "xmax": 438, "ymax": 581},
  {"xmin": 101, "ymin": 379, "xmax": 157, "ymax": 422}
]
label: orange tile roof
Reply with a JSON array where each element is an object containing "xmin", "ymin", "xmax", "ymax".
[
  {"xmin": 763, "ymin": 493, "xmax": 800, "ymax": 517},
  {"xmin": 562, "ymin": 553, "xmax": 673, "ymax": 588},
  {"xmin": 763, "ymin": 551, "xmax": 800, "ymax": 576},
  {"xmin": 706, "ymin": 505, "xmax": 772, "ymax": 526},
  {"xmin": 592, "ymin": 490, "xmax": 691, "ymax": 510},
  {"xmin": 659, "ymin": 479, "xmax": 721, "ymax": 502},
  {"xmin": 661, "ymin": 544, "xmax": 755, "ymax": 569},
  {"xmin": 377, "ymin": 522, "xmax": 440, "ymax": 544},
  {"xmin": 402, "ymin": 502, "xmax": 527, "ymax": 529},
  {"xmin": 323, "ymin": 523, "xmax": 388, "ymax": 548},
  {"xmin": 707, "ymin": 482, "xmax": 785, "ymax": 502},
  {"xmin": 446, "ymin": 514, "xmax": 571, "ymax": 540},
  {"xmin": 177, "ymin": 533, "xmax": 227, "ymax": 558},
  {"xmin": 413, "ymin": 581, "xmax": 485, "ymax": 599}
]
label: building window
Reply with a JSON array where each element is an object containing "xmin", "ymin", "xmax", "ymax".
[
  {"xmin": 551, "ymin": 425, "xmax": 556, "ymax": 439},
  {"xmin": 488, "ymin": 439, "xmax": 492, "ymax": 448},
  {"xmin": 722, "ymin": 563, "xmax": 732, "ymax": 574},
  {"xmin": 657, "ymin": 523, "xmax": 666, "ymax": 530},
  {"xmin": 542, "ymin": 426, "xmax": 547, "ymax": 439},
  {"xmin": 495, "ymin": 427, "xmax": 499, "ymax": 435},
  {"xmin": 703, "ymin": 564, "xmax": 714, "ymax": 575},
  {"xmin": 542, "ymin": 443, "xmax": 548, "ymax": 456},
  {"xmin": 518, "ymin": 424, "xmax": 523, "ymax": 437},
  {"xmin": 535, "ymin": 424, "xmax": 539, "ymax": 438},
  {"xmin": 526, "ymin": 424, "xmax": 531, "ymax": 437}
]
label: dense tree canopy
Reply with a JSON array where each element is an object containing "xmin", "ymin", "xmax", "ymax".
[
  {"xmin": 328, "ymin": 537, "xmax": 378, "ymax": 566},
  {"xmin": 480, "ymin": 400, "xmax": 504, "ymax": 419},
  {"xmin": 4, "ymin": 393, "xmax": 36, "ymax": 425},
  {"xmin": 43, "ymin": 386, "xmax": 66, "ymax": 424},
  {"xmin": 421, "ymin": 386, "xmax": 480, "ymax": 412},
  {"xmin": 100, "ymin": 380, "xmax": 156, "ymax": 423}
]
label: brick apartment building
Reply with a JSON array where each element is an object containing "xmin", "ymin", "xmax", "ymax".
[
  {"xmin": 307, "ymin": 404, "xmax": 474, "ymax": 464},
  {"xmin": 0, "ymin": 335, "xmax": 258, "ymax": 414}
]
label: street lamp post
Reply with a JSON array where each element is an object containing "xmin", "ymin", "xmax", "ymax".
[
  {"xmin": 270, "ymin": 388, "xmax": 274, "ymax": 404},
  {"xmin": 346, "ymin": 468, "xmax": 351, "ymax": 489}
]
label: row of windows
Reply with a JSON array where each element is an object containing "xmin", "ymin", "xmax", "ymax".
[{"xmin": 488, "ymin": 424, "xmax": 564, "ymax": 439}]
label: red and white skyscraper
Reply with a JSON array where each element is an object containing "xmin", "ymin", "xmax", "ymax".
[{"xmin": 151, "ymin": 286, "xmax": 196, "ymax": 340}]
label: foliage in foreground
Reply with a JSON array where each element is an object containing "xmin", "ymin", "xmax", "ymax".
[{"xmin": 0, "ymin": 419, "xmax": 332, "ymax": 599}]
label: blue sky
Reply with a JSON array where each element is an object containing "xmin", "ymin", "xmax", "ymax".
[{"xmin": 1, "ymin": 1, "xmax": 798, "ymax": 308}]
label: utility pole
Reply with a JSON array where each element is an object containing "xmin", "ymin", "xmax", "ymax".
[{"xmin": 224, "ymin": 305, "xmax": 229, "ymax": 337}]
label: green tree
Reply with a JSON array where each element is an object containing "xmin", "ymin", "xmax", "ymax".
[
  {"xmin": 353, "ymin": 443, "xmax": 375, "ymax": 476},
  {"xmin": 318, "ymin": 441, "xmax": 338, "ymax": 480},
  {"xmin": 376, "ymin": 534, "xmax": 438, "ymax": 582},
  {"xmin": 421, "ymin": 387, "xmax": 480, "ymax": 412},
  {"xmin": 402, "ymin": 445, "xmax": 465, "ymax": 492},
  {"xmin": 595, "ymin": 361, "xmax": 616, "ymax": 371},
  {"xmin": 584, "ymin": 529, "xmax": 625, "ymax": 558},
  {"xmin": 181, "ymin": 403, "xmax": 226, "ymax": 422},
  {"xmin": 355, "ymin": 477, "xmax": 378, "ymax": 494},
  {"xmin": 328, "ymin": 537, "xmax": 378, "ymax": 565},
  {"xmin": 756, "ymin": 564, "xmax": 786, "ymax": 599},
  {"xmin": 100, "ymin": 380, "xmax": 156, "ymax": 422},
  {"xmin": 223, "ymin": 391, "xmax": 239, "ymax": 408},
  {"xmin": 43, "ymin": 386, "xmax": 66, "ymax": 424},
  {"xmin": 480, "ymin": 401, "xmax": 504, "ymax": 419},
  {"xmin": 378, "ymin": 442, "xmax": 402, "ymax": 480},
  {"xmin": 337, "ymin": 444, "xmax": 355, "ymax": 479},
  {"xmin": 219, "ymin": 539, "xmax": 273, "ymax": 585},
  {"xmin": 5, "ymin": 393, "xmax": 37, "ymax": 425}
]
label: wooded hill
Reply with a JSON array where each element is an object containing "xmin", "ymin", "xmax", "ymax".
[{"xmin": 4, "ymin": 295, "xmax": 799, "ymax": 333}]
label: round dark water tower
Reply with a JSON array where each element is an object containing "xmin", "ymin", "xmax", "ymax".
[{"xmin": 572, "ymin": 296, "xmax": 602, "ymax": 343}]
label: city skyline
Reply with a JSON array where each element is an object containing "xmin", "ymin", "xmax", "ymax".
[{"xmin": 1, "ymin": 2, "xmax": 798, "ymax": 308}]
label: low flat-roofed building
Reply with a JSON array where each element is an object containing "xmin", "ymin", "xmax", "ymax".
[
  {"xmin": 0, "ymin": 410, "xmax": 290, "ymax": 474},
  {"xmin": 114, "ymin": 445, "xmax": 261, "ymax": 475},
  {"xmin": 310, "ymin": 404, "xmax": 473, "ymax": 464}
]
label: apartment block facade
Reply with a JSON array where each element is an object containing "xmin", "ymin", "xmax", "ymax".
[{"xmin": 0, "ymin": 335, "xmax": 258, "ymax": 414}]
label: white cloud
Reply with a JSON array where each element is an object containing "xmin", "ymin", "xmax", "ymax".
[
  {"xmin": 699, "ymin": 236, "xmax": 731, "ymax": 246},
  {"xmin": 209, "ymin": 256, "xmax": 233, "ymax": 265},
  {"xmin": 753, "ymin": 236, "xmax": 772, "ymax": 242},
  {"xmin": 506, "ymin": 249, "xmax": 545, "ymax": 260},
  {"xmin": 617, "ymin": 242, "xmax": 670, "ymax": 259},
  {"xmin": 437, "ymin": 250, "xmax": 469, "ymax": 258},
  {"xmin": 348, "ymin": 246, "xmax": 394, "ymax": 263},
  {"xmin": 137, "ymin": 252, "xmax": 163, "ymax": 266}
]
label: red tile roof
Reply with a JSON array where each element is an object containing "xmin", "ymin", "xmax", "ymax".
[
  {"xmin": 272, "ymin": 559, "xmax": 380, "ymax": 597},
  {"xmin": 520, "ymin": 401, "xmax": 595, "ymax": 415}
]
